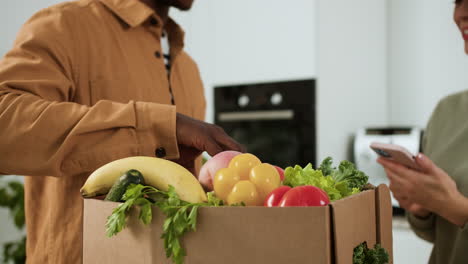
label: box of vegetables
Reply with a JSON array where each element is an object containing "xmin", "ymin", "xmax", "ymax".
[{"xmin": 82, "ymin": 152, "xmax": 393, "ymax": 264}]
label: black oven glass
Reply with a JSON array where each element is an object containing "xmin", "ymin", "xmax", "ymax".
[{"xmin": 214, "ymin": 79, "xmax": 316, "ymax": 168}]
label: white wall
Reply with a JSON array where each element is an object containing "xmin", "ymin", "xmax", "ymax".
[
  {"xmin": 175, "ymin": 0, "xmax": 390, "ymax": 164},
  {"xmin": 316, "ymin": 0, "xmax": 388, "ymax": 162},
  {"xmin": 1, "ymin": 0, "xmax": 64, "ymax": 55},
  {"xmin": 171, "ymin": 0, "xmax": 317, "ymax": 123},
  {"xmin": 389, "ymin": 0, "xmax": 468, "ymax": 127}
]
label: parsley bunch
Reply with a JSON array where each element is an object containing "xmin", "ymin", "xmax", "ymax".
[
  {"xmin": 105, "ymin": 184, "xmax": 223, "ymax": 264},
  {"xmin": 353, "ymin": 242, "xmax": 389, "ymax": 264}
]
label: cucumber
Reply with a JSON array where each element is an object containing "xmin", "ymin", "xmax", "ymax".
[{"xmin": 105, "ymin": 169, "xmax": 145, "ymax": 202}]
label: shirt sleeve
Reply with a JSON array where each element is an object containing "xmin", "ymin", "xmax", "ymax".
[
  {"xmin": 0, "ymin": 8, "xmax": 179, "ymax": 177},
  {"xmin": 407, "ymin": 213, "xmax": 436, "ymax": 243},
  {"xmin": 406, "ymin": 100, "xmax": 445, "ymax": 243}
]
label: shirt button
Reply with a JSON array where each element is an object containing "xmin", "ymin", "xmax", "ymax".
[
  {"xmin": 155, "ymin": 147, "xmax": 166, "ymax": 158},
  {"xmin": 149, "ymin": 17, "xmax": 158, "ymax": 26},
  {"xmin": 154, "ymin": 51, "xmax": 161, "ymax": 58}
]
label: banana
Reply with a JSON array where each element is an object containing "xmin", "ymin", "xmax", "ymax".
[{"xmin": 80, "ymin": 156, "xmax": 207, "ymax": 203}]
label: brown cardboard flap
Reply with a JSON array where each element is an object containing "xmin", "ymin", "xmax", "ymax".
[
  {"xmin": 83, "ymin": 199, "xmax": 332, "ymax": 264},
  {"xmin": 375, "ymin": 184, "xmax": 393, "ymax": 264},
  {"xmin": 330, "ymin": 190, "xmax": 376, "ymax": 264},
  {"xmin": 183, "ymin": 207, "xmax": 331, "ymax": 264},
  {"xmin": 83, "ymin": 199, "xmax": 165, "ymax": 263}
]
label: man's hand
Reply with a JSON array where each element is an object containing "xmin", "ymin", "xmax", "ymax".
[{"xmin": 171, "ymin": 113, "xmax": 245, "ymax": 174}]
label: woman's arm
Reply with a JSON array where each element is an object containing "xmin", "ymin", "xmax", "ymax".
[{"xmin": 443, "ymin": 190, "xmax": 468, "ymax": 227}]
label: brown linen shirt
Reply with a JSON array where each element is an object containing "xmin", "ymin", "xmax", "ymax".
[{"xmin": 0, "ymin": 0, "xmax": 206, "ymax": 263}]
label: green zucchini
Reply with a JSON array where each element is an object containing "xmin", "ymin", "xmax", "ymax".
[{"xmin": 105, "ymin": 169, "xmax": 145, "ymax": 202}]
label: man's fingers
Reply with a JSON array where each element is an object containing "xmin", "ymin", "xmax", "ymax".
[
  {"xmin": 200, "ymin": 176, "xmax": 214, "ymax": 192},
  {"xmin": 176, "ymin": 113, "xmax": 245, "ymax": 155},
  {"xmin": 211, "ymin": 125, "xmax": 245, "ymax": 152},
  {"xmin": 204, "ymin": 140, "xmax": 224, "ymax": 157},
  {"xmin": 219, "ymin": 136, "xmax": 245, "ymax": 152}
]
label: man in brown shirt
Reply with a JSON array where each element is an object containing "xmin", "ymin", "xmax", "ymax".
[{"xmin": 0, "ymin": 0, "xmax": 243, "ymax": 263}]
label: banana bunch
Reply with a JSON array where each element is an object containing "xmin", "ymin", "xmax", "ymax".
[{"xmin": 80, "ymin": 156, "xmax": 207, "ymax": 203}]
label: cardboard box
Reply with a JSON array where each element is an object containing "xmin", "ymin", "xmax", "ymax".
[{"xmin": 83, "ymin": 184, "xmax": 393, "ymax": 264}]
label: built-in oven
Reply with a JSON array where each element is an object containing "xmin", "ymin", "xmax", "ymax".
[{"xmin": 214, "ymin": 79, "xmax": 316, "ymax": 168}]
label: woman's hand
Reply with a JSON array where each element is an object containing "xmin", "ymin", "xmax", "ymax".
[
  {"xmin": 377, "ymin": 153, "xmax": 468, "ymax": 226},
  {"xmin": 396, "ymin": 200, "xmax": 431, "ymax": 219}
]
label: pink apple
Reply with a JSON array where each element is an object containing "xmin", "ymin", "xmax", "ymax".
[{"xmin": 198, "ymin": 151, "xmax": 242, "ymax": 191}]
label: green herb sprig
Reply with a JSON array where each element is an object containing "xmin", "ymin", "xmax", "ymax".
[
  {"xmin": 353, "ymin": 242, "xmax": 389, "ymax": 264},
  {"xmin": 105, "ymin": 184, "xmax": 223, "ymax": 264}
]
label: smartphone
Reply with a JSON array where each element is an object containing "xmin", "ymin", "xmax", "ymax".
[{"xmin": 370, "ymin": 142, "xmax": 421, "ymax": 171}]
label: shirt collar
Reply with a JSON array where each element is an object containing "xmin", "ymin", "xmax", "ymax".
[
  {"xmin": 99, "ymin": 0, "xmax": 186, "ymax": 57},
  {"xmin": 99, "ymin": 0, "xmax": 154, "ymax": 27}
]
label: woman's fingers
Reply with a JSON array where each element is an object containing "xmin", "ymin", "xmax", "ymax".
[
  {"xmin": 385, "ymin": 168, "xmax": 415, "ymax": 209},
  {"xmin": 378, "ymin": 157, "xmax": 413, "ymax": 178},
  {"xmin": 379, "ymin": 154, "xmax": 456, "ymax": 217},
  {"xmin": 385, "ymin": 168, "xmax": 408, "ymax": 190},
  {"xmin": 415, "ymin": 153, "xmax": 438, "ymax": 174},
  {"xmin": 377, "ymin": 157, "xmax": 427, "ymax": 187}
]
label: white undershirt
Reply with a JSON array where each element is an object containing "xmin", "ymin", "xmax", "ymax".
[
  {"xmin": 161, "ymin": 32, "xmax": 171, "ymax": 74},
  {"xmin": 161, "ymin": 32, "xmax": 174, "ymax": 104}
]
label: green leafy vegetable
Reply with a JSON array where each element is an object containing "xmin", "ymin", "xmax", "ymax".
[
  {"xmin": 353, "ymin": 242, "xmax": 389, "ymax": 264},
  {"xmin": 0, "ymin": 181, "xmax": 25, "ymax": 229},
  {"xmin": 283, "ymin": 164, "xmax": 344, "ymax": 200},
  {"xmin": 0, "ymin": 179, "xmax": 26, "ymax": 264},
  {"xmin": 330, "ymin": 160, "xmax": 369, "ymax": 189},
  {"xmin": 206, "ymin": 191, "xmax": 224, "ymax": 206},
  {"xmin": 283, "ymin": 157, "xmax": 368, "ymax": 201},
  {"xmin": 318, "ymin": 157, "xmax": 334, "ymax": 176},
  {"xmin": 283, "ymin": 163, "xmax": 324, "ymax": 187},
  {"xmin": 105, "ymin": 184, "xmax": 223, "ymax": 264}
]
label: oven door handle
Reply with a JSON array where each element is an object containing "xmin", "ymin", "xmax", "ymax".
[{"xmin": 217, "ymin": 110, "xmax": 295, "ymax": 122}]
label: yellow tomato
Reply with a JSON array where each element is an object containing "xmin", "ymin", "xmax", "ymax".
[
  {"xmin": 213, "ymin": 168, "xmax": 241, "ymax": 201},
  {"xmin": 227, "ymin": 180, "xmax": 262, "ymax": 206},
  {"xmin": 228, "ymin": 153, "xmax": 261, "ymax": 180},
  {"xmin": 249, "ymin": 163, "xmax": 281, "ymax": 200}
]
